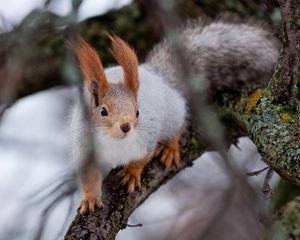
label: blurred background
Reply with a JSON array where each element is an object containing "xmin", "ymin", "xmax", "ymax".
[{"xmin": 0, "ymin": 0, "xmax": 298, "ymax": 239}]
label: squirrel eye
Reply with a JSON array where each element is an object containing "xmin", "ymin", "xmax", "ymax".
[
  {"xmin": 136, "ymin": 110, "xmax": 139, "ymax": 118},
  {"xmin": 100, "ymin": 107, "xmax": 108, "ymax": 117}
]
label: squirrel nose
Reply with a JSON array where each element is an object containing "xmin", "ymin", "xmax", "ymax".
[{"xmin": 120, "ymin": 123, "xmax": 131, "ymax": 133}]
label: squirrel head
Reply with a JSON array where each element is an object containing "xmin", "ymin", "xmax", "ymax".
[{"xmin": 74, "ymin": 35, "xmax": 139, "ymax": 139}]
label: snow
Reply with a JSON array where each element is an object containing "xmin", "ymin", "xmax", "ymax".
[{"xmin": 0, "ymin": 87, "xmax": 76, "ymax": 239}]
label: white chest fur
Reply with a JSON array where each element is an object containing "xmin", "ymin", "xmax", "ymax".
[{"xmin": 94, "ymin": 130, "xmax": 148, "ymax": 168}]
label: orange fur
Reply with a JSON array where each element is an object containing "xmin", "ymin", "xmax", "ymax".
[
  {"xmin": 107, "ymin": 34, "xmax": 139, "ymax": 96},
  {"xmin": 75, "ymin": 36, "xmax": 108, "ymax": 96},
  {"xmin": 117, "ymin": 156, "xmax": 151, "ymax": 192},
  {"xmin": 79, "ymin": 166, "xmax": 103, "ymax": 214},
  {"xmin": 155, "ymin": 130, "xmax": 182, "ymax": 169}
]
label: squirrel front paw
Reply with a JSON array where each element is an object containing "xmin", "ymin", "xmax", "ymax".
[
  {"xmin": 155, "ymin": 140, "xmax": 181, "ymax": 169},
  {"xmin": 117, "ymin": 168, "xmax": 141, "ymax": 192},
  {"xmin": 80, "ymin": 196, "xmax": 104, "ymax": 214}
]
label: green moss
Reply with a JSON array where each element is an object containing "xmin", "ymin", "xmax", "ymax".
[
  {"xmin": 272, "ymin": 180, "xmax": 300, "ymax": 211},
  {"xmin": 281, "ymin": 197, "xmax": 300, "ymax": 239},
  {"xmin": 294, "ymin": 16, "xmax": 300, "ymax": 27},
  {"xmin": 263, "ymin": 186, "xmax": 300, "ymax": 240},
  {"xmin": 188, "ymin": 135, "xmax": 206, "ymax": 156}
]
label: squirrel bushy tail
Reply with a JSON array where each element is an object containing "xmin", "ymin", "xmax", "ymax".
[{"xmin": 146, "ymin": 15, "xmax": 280, "ymax": 98}]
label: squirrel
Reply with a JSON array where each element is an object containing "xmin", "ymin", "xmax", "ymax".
[
  {"xmin": 70, "ymin": 35, "xmax": 186, "ymax": 213},
  {"xmin": 70, "ymin": 16, "xmax": 279, "ymax": 214}
]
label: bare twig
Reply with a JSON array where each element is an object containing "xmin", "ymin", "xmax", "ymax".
[
  {"xmin": 247, "ymin": 166, "xmax": 269, "ymax": 176},
  {"xmin": 126, "ymin": 223, "xmax": 143, "ymax": 228},
  {"xmin": 262, "ymin": 168, "xmax": 274, "ymax": 199}
]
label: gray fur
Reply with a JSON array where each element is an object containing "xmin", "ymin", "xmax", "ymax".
[{"xmin": 146, "ymin": 16, "xmax": 280, "ymax": 97}]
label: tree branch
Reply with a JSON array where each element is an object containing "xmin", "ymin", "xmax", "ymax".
[
  {"xmin": 0, "ymin": 10, "xmax": 66, "ymax": 105},
  {"xmin": 219, "ymin": 90, "xmax": 300, "ymax": 185},
  {"xmin": 269, "ymin": 0, "xmax": 300, "ymax": 108}
]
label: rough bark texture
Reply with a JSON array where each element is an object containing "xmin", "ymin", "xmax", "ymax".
[
  {"xmin": 269, "ymin": 0, "xmax": 300, "ymax": 109},
  {"xmin": 220, "ymin": 90, "xmax": 300, "ymax": 184}
]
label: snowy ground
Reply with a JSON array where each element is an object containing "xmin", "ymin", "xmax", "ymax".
[{"xmin": 0, "ymin": 87, "xmax": 279, "ymax": 240}]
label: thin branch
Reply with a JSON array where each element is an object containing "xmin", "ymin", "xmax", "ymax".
[
  {"xmin": 247, "ymin": 166, "xmax": 269, "ymax": 176},
  {"xmin": 262, "ymin": 168, "xmax": 274, "ymax": 199}
]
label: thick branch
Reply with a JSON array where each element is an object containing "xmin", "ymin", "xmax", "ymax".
[
  {"xmin": 269, "ymin": 0, "xmax": 300, "ymax": 108},
  {"xmin": 220, "ymin": 90, "xmax": 300, "ymax": 185},
  {"xmin": 0, "ymin": 11, "xmax": 66, "ymax": 105}
]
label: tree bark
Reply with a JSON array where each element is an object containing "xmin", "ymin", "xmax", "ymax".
[{"xmin": 269, "ymin": 0, "xmax": 300, "ymax": 109}]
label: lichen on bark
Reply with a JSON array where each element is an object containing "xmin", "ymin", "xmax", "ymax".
[{"xmin": 238, "ymin": 92, "xmax": 300, "ymax": 184}]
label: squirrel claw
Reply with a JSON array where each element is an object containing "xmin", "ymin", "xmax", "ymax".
[
  {"xmin": 160, "ymin": 143, "xmax": 181, "ymax": 169},
  {"xmin": 117, "ymin": 169, "xmax": 141, "ymax": 192},
  {"xmin": 80, "ymin": 197, "xmax": 104, "ymax": 214},
  {"xmin": 154, "ymin": 144, "xmax": 164, "ymax": 158}
]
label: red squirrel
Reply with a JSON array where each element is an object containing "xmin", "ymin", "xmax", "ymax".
[{"xmin": 71, "ymin": 35, "xmax": 186, "ymax": 213}]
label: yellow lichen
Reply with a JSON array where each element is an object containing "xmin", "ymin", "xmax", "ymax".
[
  {"xmin": 280, "ymin": 113, "xmax": 292, "ymax": 122},
  {"xmin": 245, "ymin": 89, "xmax": 264, "ymax": 115}
]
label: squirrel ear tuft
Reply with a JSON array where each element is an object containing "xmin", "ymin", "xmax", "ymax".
[
  {"xmin": 107, "ymin": 34, "xmax": 139, "ymax": 97},
  {"xmin": 72, "ymin": 35, "xmax": 108, "ymax": 97}
]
